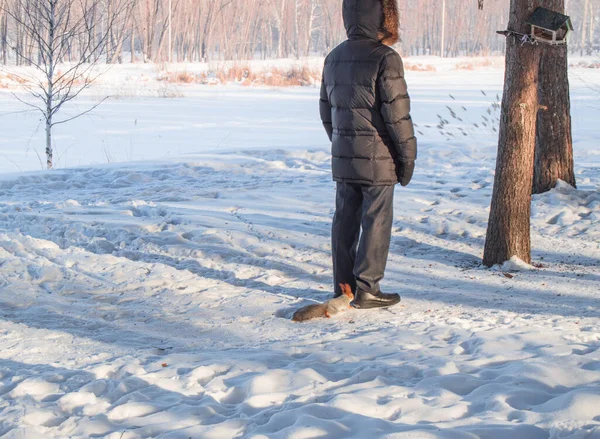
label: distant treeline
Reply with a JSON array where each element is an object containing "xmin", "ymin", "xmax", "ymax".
[{"xmin": 0, "ymin": 0, "xmax": 597, "ymax": 65}]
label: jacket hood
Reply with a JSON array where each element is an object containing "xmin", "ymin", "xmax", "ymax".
[{"xmin": 343, "ymin": 0, "xmax": 399, "ymax": 45}]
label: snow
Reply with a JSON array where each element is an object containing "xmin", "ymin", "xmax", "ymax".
[
  {"xmin": 0, "ymin": 58, "xmax": 599, "ymax": 438},
  {"xmin": 497, "ymin": 256, "xmax": 534, "ymax": 272}
]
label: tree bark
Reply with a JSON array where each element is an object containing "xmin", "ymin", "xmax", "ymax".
[
  {"xmin": 46, "ymin": 117, "xmax": 53, "ymax": 169},
  {"xmin": 533, "ymin": 0, "xmax": 575, "ymax": 194},
  {"xmin": 1, "ymin": 11, "xmax": 7, "ymax": 65},
  {"xmin": 46, "ymin": 0, "xmax": 56, "ymax": 170},
  {"xmin": 131, "ymin": 19, "xmax": 136, "ymax": 63},
  {"xmin": 483, "ymin": 0, "xmax": 542, "ymax": 267},
  {"xmin": 580, "ymin": 0, "xmax": 589, "ymax": 55}
]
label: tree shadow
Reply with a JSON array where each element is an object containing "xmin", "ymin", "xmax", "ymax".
[
  {"xmin": 383, "ymin": 257, "xmax": 600, "ymax": 319},
  {"xmin": 390, "ymin": 235, "xmax": 482, "ymax": 268},
  {"xmin": 0, "ymin": 294, "xmax": 243, "ymax": 354},
  {"xmin": 533, "ymin": 248, "xmax": 600, "ymax": 268},
  {"xmin": 116, "ymin": 249, "xmax": 327, "ymax": 300}
]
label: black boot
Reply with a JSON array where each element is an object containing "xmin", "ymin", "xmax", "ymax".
[{"xmin": 352, "ymin": 290, "xmax": 401, "ymax": 309}]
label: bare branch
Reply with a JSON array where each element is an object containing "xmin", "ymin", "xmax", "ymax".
[
  {"xmin": 11, "ymin": 92, "xmax": 46, "ymax": 118},
  {"xmin": 51, "ymin": 96, "xmax": 108, "ymax": 126}
]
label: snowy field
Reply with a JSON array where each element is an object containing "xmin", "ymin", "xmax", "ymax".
[{"xmin": 0, "ymin": 58, "xmax": 599, "ymax": 438}]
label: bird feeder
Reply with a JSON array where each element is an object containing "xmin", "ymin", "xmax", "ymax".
[{"xmin": 526, "ymin": 7, "xmax": 573, "ymax": 45}]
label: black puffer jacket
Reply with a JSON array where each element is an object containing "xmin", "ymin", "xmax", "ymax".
[{"xmin": 319, "ymin": 0, "xmax": 417, "ymax": 186}]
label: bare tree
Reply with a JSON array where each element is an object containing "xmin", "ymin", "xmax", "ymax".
[
  {"xmin": 580, "ymin": 0, "xmax": 590, "ymax": 54},
  {"xmin": 106, "ymin": 0, "xmax": 134, "ymax": 64},
  {"xmin": 2, "ymin": 0, "xmax": 126, "ymax": 169},
  {"xmin": 0, "ymin": 0, "xmax": 6, "ymax": 65},
  {"xmin": 483, "ymin": 0, "xmax": 543, "ymax": 267},
  {"xmin": 2, "ymin": 1, "xmax": 595, "ymax": 68}
]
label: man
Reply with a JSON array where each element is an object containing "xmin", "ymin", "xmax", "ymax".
[{"xmin": 319, "ymin": 0, "xmax": 417, "ymax": 309}]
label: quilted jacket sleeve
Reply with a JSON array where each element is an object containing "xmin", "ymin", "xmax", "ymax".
[
  {"xmin": 377, "ymin": 51, "xmax": 417, "ymax": 163},
  {"xmin": 319, "ymin": 66, "xmax": 333, "ymax": 142}
]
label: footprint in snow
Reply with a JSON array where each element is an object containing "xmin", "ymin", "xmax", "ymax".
[
  {"xmin": 581, "ymin": 360, "xmax": 600, "ymax": 371},
  {"xmin": 572, "ymin": 345, "xmax": 598, "ymax": 356},
  {"xmin": 457, "ymin": 337, "xmax": 484, "ymax": 355}
]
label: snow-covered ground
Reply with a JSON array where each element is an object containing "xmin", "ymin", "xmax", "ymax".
[{"xmin": 0, "ymin": 59, "xmax": 599, "ymax": 438}]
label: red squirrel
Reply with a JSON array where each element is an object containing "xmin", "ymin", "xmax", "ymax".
[{"xmin": 292, "ymin": 284, "xmax": 354, "ymax": 322}]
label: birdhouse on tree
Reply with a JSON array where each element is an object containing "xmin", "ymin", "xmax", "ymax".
[{"xmin": 526, "ymin": 7, "xmax": 573, "ymax": 45}]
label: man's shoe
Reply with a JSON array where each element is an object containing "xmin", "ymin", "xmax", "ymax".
[{"xmin": 352, "ymin": 290, "xmax": 401, "ymax": 309}]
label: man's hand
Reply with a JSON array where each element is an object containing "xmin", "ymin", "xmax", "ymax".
[{"xmin": 397, "ymin": 160, "xmax": 415, "ymax": 186}]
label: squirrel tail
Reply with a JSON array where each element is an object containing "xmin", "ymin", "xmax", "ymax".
[{"xmin": 292, "ymin": 303, "xmax": 328, "ymax": 322}]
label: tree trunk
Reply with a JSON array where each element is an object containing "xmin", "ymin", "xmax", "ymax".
[
  {"xmin": 46, "ymin": 0, "xmax": 56, "ymax": 170},
  {"xmin": 580, "ymin": 0, "xmax": 589, "ymax": 55},
  {"xmin": 131, "ymin": 23, "xmax": 136, "ymax": 63},
  {"xmin": 533, "ymin": 0, "xmax": 575, "ymax": 194},
  {"xmin": 483, "ymin": 0, "xmax": 542, "ymax": 267},
  {"xmin": 2, "ymin": 13, "xmax": 7, "ymax": 65},
  {"xmin": 201, "ymin": 1, "xmax": 215, "ymax": 62},
  {"xmin": 294, "ymin": 0, "xmax": 300, "ymax": 59},
  {"xmin": 46, "ymin": 116, "xmax": 53, "ymax": 170},
  {"xmin": 110, "ymin": 30, "xmax": 126, "ymax": 64}
]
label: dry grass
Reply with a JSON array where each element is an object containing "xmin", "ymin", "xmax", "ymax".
[
  {"xmin": 0, "ymin": 73, "xmax": 29, "ymax": 89},
  {"xmin": 455, "ymin": 62, "xmax": 476, "ymax": 71},
  {"xmin": 455, "ymin": 58, "xmax": 496, "ymax": 71},
  {"xmin": 6, "ymin": 73, "xmax": 30, "ymax": 84},
  {"xmin": 159, "ymin": 64, "xmax": 321, "ymax": 87},
  {"xmin": 176, "ymin": 71, "xmax": 196, "ymax": 83},
  {"xmin": 570, "ymin": 60, "xmax": 600, "ymax": 69},
  {"xmin": 404, "ymin": 63, "xmax": 436, "ymax": 72},
  {"xmin": 158, "ymin": 71, "xmax": 202, "ymax": 84},
  {"xmin": 262, "ymin": 66, "xmax": 319, "ymax": 86}
]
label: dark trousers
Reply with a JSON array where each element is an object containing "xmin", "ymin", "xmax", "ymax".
[{"xmin": 332, "ymin": 182, "xmax": 394, "ymax": 296}]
